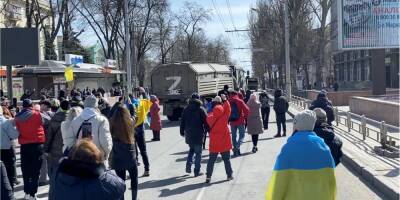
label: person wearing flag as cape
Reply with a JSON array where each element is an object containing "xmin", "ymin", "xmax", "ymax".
[
  {"xmin": 266, "ymin": 110, "xmax": 336, "ymax": 200},
  {"xmin": 134, "ymin": 87, "xmax": 152, "ymax": 177}
]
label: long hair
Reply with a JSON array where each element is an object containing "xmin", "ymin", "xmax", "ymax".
[
  {"xmin": 70, "ymin": 139, "xmax": 103, "ymax": 164},
  {"xmin": 110, "ymin": 105, "xmax": 134, "ymax": 144}
]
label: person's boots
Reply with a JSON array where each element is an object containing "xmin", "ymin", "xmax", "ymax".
[
  {"xmin": 282, "ymin": 132, "xmax": 286, "ymax": 137},
  {"xmin": 274, "ymin": 133, "xmax": 281, "ymax": 138},
  {"xmin": 156, "ymin": 132, "xmax": 161, "ymax": 141},
  {"xmin": 151, "ymin": 132, "xmax": 157, "ymax": 141}
]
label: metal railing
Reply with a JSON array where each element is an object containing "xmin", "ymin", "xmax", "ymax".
[{"xmin": 289, "ymin": 93, "xmax": 399, "ymax": 150}]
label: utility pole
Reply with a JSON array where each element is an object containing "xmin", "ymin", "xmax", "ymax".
[
  {"xmin": 124, "ymin": 0, "xmax": 132, "ymax": 95},
  {"xmin": 284, "ymin": 0, "xmax": 291, "ymax": 99}
]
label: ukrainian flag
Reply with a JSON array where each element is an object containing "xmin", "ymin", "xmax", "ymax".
[
  {"xmin": 266, "ymin": 131, "xmax": 336, "ymax": 200},
  {"xmin": 64, "ymin": 66, "xmax": 74, "ymax": 82},
  {"xmin": 135, "ymin": 99, "xmax": 152, "ymax": 127}
]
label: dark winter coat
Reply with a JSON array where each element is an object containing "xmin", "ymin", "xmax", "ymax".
[
  {"xmin": 313, "ymin": 122, "xmax": 343, "ymax": 166},
  {"xmin": 273, "ymin": 90, "xmax": 289, "ymax": 114},
  {"xmin": 44, "ymin": 111, "xmax": 68, "ymax": 160},
  {"xmin": 98, "ymin": 99, "xmax": 111, "ymax": 117},
  {"xmin": 110, "ymin": 139, "xmax": 137, "ymax": 170},
  {"xmin": 180, "ymin": 99, "xmax": 209, "ymax": 146},
  {"xmin": 309, "ymin": 95, "xmax": 335, "ymax": 125},
  {"xmin": 49, "ymin": 158, "xmax": 125, "ymax": 200}
]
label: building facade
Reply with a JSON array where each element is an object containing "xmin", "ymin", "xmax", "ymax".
[
  {"xmin": 333, "ymin": 48, "xmax": 399, "ymax": 90},
  {"xmin": 0, "ymin": 0, "xmax": 53, "ymax": 60}
]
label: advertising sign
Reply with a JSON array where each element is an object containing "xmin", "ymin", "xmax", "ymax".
[
  {"xmin": 105, "ymin": 59, "xmax": 117, "ymax": 68},
  {"xmin": 65, "ymin": 54, "xmax": 83, "ymax": 65},
  {"xmin": 1, "ymin": 77, "xmax": 23, "ymax": 99},
  {"xmin": 338, "ymin": 0, "xmax": 400, "ymax": 49}
]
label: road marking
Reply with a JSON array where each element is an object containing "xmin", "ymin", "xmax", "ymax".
[{"xmin": 195, "ymin": 185, "xmax": 206, "ymax": 200}]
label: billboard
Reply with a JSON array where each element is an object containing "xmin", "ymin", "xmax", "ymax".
[
  {"xmin": 0, "ymin": 28, "xmax": 40, "ymax": 65},
  {"xmin": 338, "ymin": 0, "xmax": 400, "ymax": 50}
]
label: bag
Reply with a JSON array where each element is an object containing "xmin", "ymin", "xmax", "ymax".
[
  {"xmin": 63, "ymin": 116, "xmax": 95, "ymax": 156},
  {"xmin": 229, "ymin": 102, "xmax": 240, "ymax": 122}
]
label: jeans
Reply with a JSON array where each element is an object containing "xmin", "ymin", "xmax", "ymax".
[
  {"xmin": 0, "ymin": 147, "xmax": 17, "ymax": 188},
  {"xmin": 47, "ymin": 155, "xmax": 62, "ymax": 181},
  {"xmin": 251, "ymin": 135, "xmax": 259, "ymax": 147},
  {"xmin": 186, "ymin": 145, "xmax": 202, "ymax": 175},
  {"xmin": 276, "ymin": 113, "xmax": 287, "ymax": 135},
  {"xmin": 135, "ymin": 125, "xmax": 149, "ymax": 171},
  {"xmin": 115, "ymin": 164, "xmax": 138, "ymax": 200},
  {"xmin": 21, "ymin": 143, "xmax": 43, "ymax": 196},
  {"xmin": 39, "ymin": 156, "xmax": 48, "ymax": 183},
  {"xmin": 261, "ymin": 107, "xmax": 270, "ymax": 129},
  {"xmin": 230, "ymin": 125, "xmax": 245, "ymax": 150},
  {"xmin": 206, "ymin": 151, "xmax": 233, "ymax": 178}
]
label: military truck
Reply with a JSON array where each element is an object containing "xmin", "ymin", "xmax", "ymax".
[
  {"xmin": 247, "ymin": 77, "xmax": 259, "ymax": 91},
  {"xmin": 150, "ymin": 62, "xmax": 244, "ymax": 121}
]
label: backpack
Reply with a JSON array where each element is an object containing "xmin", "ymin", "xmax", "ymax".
[
  {"xmin": 63, "ymin": 116, "xmax": 96, "ymax": 156},
  {"xmin": 229, "ymin": 101, "xmax": 240, "ymax": 122}
]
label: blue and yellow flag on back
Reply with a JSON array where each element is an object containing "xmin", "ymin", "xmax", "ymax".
[
  {"xmin": 266, "ymin": 131, "xmax": 336, "ymax": 200},
  {"xmin": 135, "ymin": 99, "xmax": 152, "ymax": 127}
]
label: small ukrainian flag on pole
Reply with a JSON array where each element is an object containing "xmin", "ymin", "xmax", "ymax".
[{"xmin": 64, "ymin": 65, "xmax": 74, "ymax": 82}]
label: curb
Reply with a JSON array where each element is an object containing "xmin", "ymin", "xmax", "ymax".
[{"xmin": 287, "ymin": 108, "xmax": 399, "ymax": 200}]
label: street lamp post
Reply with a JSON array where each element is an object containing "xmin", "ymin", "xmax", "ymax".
[
  {"xmin": 124, "ymin": 0, "xmax": 132, "ymax": 95},
  {"xmin": 284, "ymin": 0, "xmax": 291, "ymax": 100}
]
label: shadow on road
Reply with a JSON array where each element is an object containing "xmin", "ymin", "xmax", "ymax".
[
  {"xmin": 138, "ymin": 175, "xmax": 190, "ymax": 190},
  {"xmin": 170, "ymin": 151, "xmax": 189, "ymax": 155},
  {"xmin": 159, "ymin": 182, "xmax": 205, "ymax": 197}
]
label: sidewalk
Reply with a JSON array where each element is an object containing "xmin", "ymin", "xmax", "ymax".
[{"xmin": 288, "ymin": 102, "xmax": 400, "ymax": 200}]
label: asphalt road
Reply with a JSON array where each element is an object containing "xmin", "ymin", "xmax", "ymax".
[{"xmin": 14, "ymin": 112, "xmax": 386, "ymax": 200}]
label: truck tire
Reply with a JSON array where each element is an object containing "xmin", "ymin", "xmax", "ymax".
[{"xmin": 167, "ymin": 108, "xmax": 183, "ymax": 121}]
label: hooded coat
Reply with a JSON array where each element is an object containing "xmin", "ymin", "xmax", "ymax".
[
  {"xmin": 180, "ymin": 99, "xmax": 208, "ymax": 146},
  {"xmin": 149, "ymin": 98, "xmax": 162, "ymax": 131},
  {"xmin": 314, "ymin": 122, "xmax": 343, "ymax": 166},
  {"xmin": 207, "ymin": 101, "xmax": 232, "ymax": 153},
  {"xmin": 309, "ymin": 94, "xmax": 335, "ymax": 125},
  {"xmin": 45, "ymin": 111, "xmax": 68, "ymax": 159},
  {"xmin": 49, "ymin": 158, "xmax": 125, "ymax": 200},
  {"xmin": 66, "ymin": 108, "xmax": 112, "ymax": 163},
  {"xmin": 273, "ymin": 90, "xmax": 289, "ymax": 114},
  {"xmin": 246, "ymin": 98, "xmax": 264, "ymax": 135}
]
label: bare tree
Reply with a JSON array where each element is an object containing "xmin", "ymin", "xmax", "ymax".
[
  {"xmin": 154, "ymin": 3, "xmax": 177, "ymax": 64},
  {"xmin": 175, "ymin": 1, "xmax": 210, "ymax": 61},
  {"xmin": 72, "ymin": 0, "xmax": 123, "ymax": 59},
  {"xmin": 309, "ymin": 0, "xmax": 332, "ymax": 87},
  {"xmin": 43, "ymin": 0, "xmax": 68, "ymax": 60}
]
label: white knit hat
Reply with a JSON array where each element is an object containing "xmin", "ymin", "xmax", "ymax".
[
  {"xmin": 213, "ymin": 96, "xmax": 222, "ymax": 103},
  {"xmin": 84, "ymin": 95, "xmax": 98, "ymax": 108},
  {"xmin": 294, "ymin": 110, "xmax": 317, "ymax": 131}
]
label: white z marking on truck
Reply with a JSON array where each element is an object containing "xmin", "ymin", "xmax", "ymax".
[{"xmin": 166, "ymin": 76, "xmax": 182, "ymax": 94}]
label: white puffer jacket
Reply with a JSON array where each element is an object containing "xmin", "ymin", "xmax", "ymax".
[{"xmin": 63, "ymin": 108, "xmax": 112, "ymax": 165}]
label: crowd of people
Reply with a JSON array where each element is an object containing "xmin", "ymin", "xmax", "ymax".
[
  {"xmin": 0, "ymin": 86, "xmax": 161, "ymax": 200},
  {"xmin": 0, "ymin": 84, "xmax": 343, "ymax": 200}
]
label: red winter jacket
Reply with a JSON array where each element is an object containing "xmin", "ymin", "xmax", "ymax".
[
  {"xmin": 229, "ymin": 95, "xmax": 249, "ymax": 126},
  {"xmin": 207, "ymin": 101, "xmax": 232, "ymax": 153},
  {"xmin": 149, "ymin": 99, "xmax": 162, "ymax": 131},
  {"xmin": 15, "ymin": 108, "xmax": 45, "ymax": 144}
]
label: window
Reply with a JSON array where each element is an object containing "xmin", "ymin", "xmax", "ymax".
[
  {"xmin": 361, "ymin": 61, "xmax": 365, "ymax": 81},
  {"xmin": 365, "ymin": 61, "xmax": 370, "ymax": 81},
  {"xmin": 349, "ymin": 64, "xmax": 354, "ymax": 81},
  {"xmin": 357, "ymin": 63, "xmax": 362, "ymax": 81}
]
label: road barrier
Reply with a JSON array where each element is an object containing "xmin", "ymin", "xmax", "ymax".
[{"xmin": 266, "ymin": 88, "xmax": 400, "ymax": 150}]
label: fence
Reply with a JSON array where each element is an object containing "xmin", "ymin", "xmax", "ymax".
[{"xmin": 289, "ymin": 93, "xmax": 400, "ymax": 150}]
